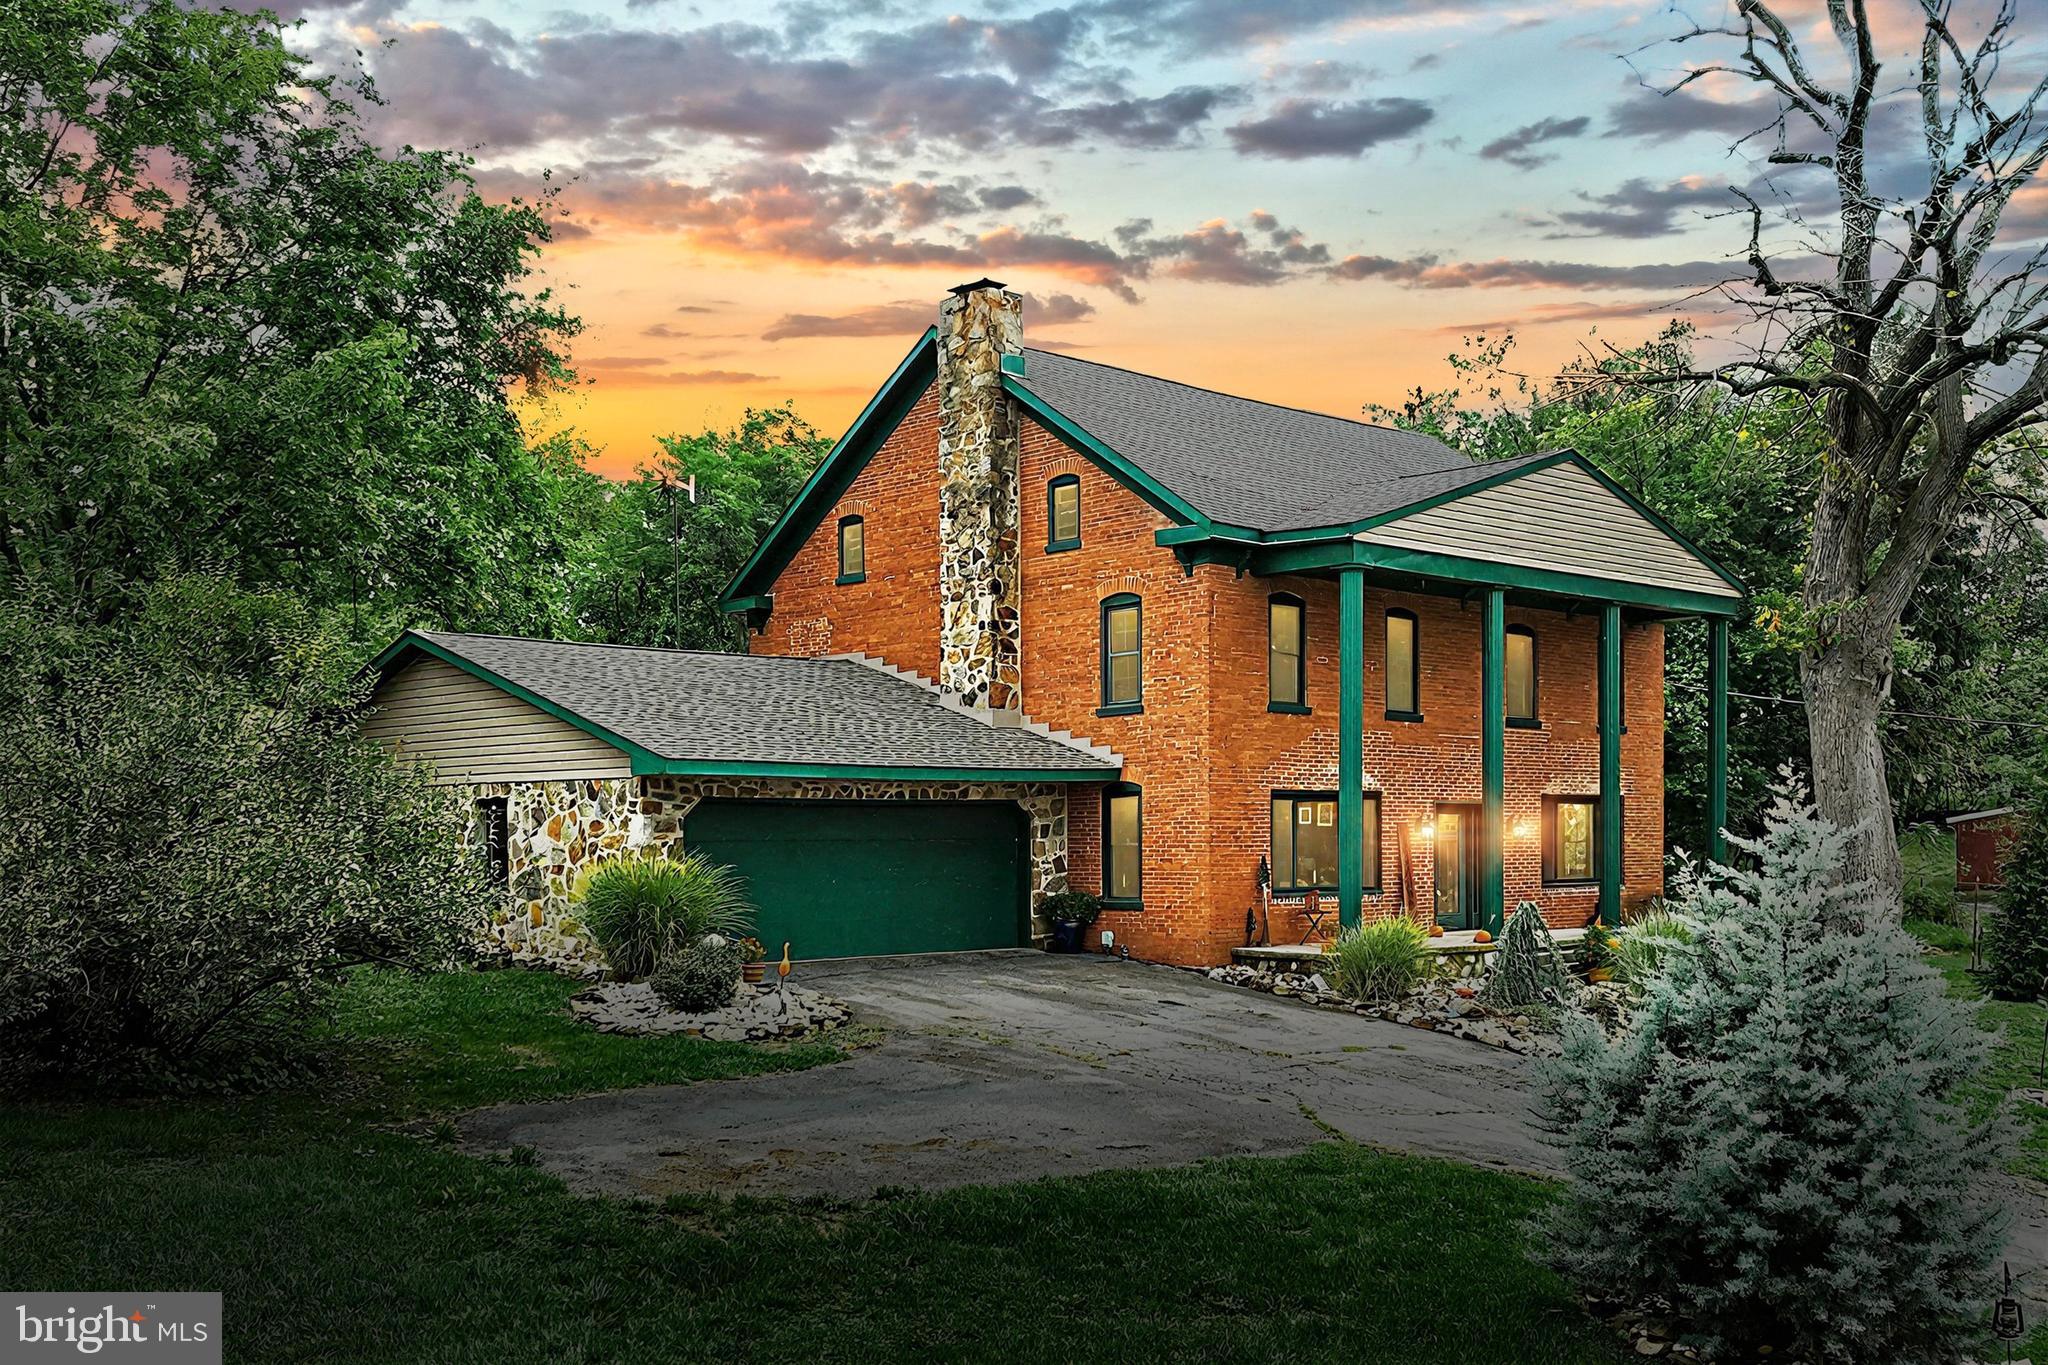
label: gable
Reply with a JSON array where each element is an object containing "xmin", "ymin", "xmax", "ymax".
[
  {"xmin": 1353, "ymin": 459, "xmax": 1741, "ymax": 601},
  {"xmin": 363, "ymin": 656, "xmax": 634, "ymax": 785}
]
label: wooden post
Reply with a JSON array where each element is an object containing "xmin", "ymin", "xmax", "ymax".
[
  {"xmin": 1338, "ymin": 567, "xmax": 1367, "ymax": 931},
  {"xmin": 1599, "ymin": 603, "xmax": 1624, "ymax": 927},
  {"xmin": 1481, "ymin": 588, "xmax": 1506, "ymax": 937}
]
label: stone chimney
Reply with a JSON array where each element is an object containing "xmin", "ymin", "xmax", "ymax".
[{"xmin": 937, "ymin": 279, "xmax": 1024, "ymax": 721}]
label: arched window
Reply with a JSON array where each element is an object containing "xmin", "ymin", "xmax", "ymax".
[
  {"xmin": 1268, "ymin": 592, "xmax": 1306, "ymax": 711},
  {"xmin": 1099, "ymin": 593, "xmax": 1142, "ymax": 714},
  {"xmin": 1505, "ymin": 625, "xmax": 1538, "ymax": 725},
  {"xmin": 1385, "ymin": 608, "xmax": 1420, "ymax": 719},
  {"xmin": 1047, "ymin": 475, "xmax": 1081, "ymax": 551},
  {"xmin": 1103, "ymin": 782, "xmax": 1142, "ymax": 905},
  {"xmin": 836, "ymin": 515, "xmax": 865, "ymax": 584}
]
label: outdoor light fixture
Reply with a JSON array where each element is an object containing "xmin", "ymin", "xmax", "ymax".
[
  {"xmin": 1417, "ymin": 821, "xmax": 1436, "ymax": 840},
  {"xmin": 1511, "ymin": 819, "xmax": 1535, "ymax": 839}
]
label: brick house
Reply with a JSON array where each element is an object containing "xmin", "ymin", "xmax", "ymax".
[{"xmin": 366, "ymin": 280, "xmax": 1741, "ymax": 969}]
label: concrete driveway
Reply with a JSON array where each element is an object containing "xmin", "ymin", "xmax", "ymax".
[{"xmin": 460, "ymin": 950, "xmax": 1551, "ymax": 1200}]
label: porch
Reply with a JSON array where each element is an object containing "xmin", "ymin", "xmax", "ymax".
[{"xmin": 1231, "ymin": 926, "xmax": 1592, "ymax": 976}]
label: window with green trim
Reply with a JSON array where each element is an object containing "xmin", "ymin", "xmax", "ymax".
[
  {"xmin": 1104, "ymin": 784, "xmax": 1142, "ymax": 904},
  {"xmin": 1268, "ymin": 593, "xmax": 1306, "ymax": 710},
  {"xmin": 836, "ymin": 515, "xmax": 865, "ymax": 583},
  {"xmin": 1506, "ymin": 626, "xmax": 1537, "ymax": 724},
  {"xmin": 1543, "ymin": 796, "xmax": 1599, "ymax": 884},
  {"xmin": 1271, "ymin": 791, "xmax": 1379, "ymax": 892},
  {"xmin": 1047, "ymin": 475, "xmax": 1080, "ymax": 551},
  {"xmin": 1099, "ymin": 594, "xmax": 1142, "ymax": 712},
  {"xmin": 1386, "ymin": 609, "xmax": 1420, "ymax": 718}
]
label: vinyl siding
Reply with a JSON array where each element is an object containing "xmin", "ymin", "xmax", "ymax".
[
  {"xmin": 362, "ymin": 656, "xmax": 632, "ymax": 785},
  {"xmin": 1355, "ymin": 461, "xmax": 1741, "ymax": 599}
]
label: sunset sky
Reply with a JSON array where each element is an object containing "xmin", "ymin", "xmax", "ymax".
[{"xmin": 267, "ymin": 0, "xmax": 2045, "ymax": 478}]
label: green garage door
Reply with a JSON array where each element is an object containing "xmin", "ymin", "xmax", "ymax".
[{"xmin": 683, "ymin": 799, "xmax": 1028, "ymax": 960}]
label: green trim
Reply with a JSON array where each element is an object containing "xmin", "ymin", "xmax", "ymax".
[
  {"xmin": 654, "ymin": 758, "xmax": 1116, "ymax": 783},
  {"xmin": 1000, "ymin": 353, "xmax": 1028, "ymax": 376},
  {"xmin": 835, "ymin": 573, "xmax": 866, "ymax": 586},
  {"xmin": 1708, "ymin": 616, "xmax": 1730, "ymax": 863},
  {"xmin": 1046, "ymin": 474, "xmax": 1082, "ymax": 552},
  {"xmin": 1004, "ymin": 379, "xmax": 1211, "ymax": 528},
  {"xmin": 1385, "ymin": 709, "xmax": 1425, "ymax": 724},
  {"xmin": 369, "ymin": 633, "xmax": 663, "ymax": 769},
  {"xmin": 1251, "ymin": 539, "xmax": 1746, "ymax": 617},
  {"xmin": 1100, "ymin": 592, "xmax": 1143, "ymax": 711},
  {"xmin": 1337, "ymin": 567, "xmax": 1366, "ymax": 932},
  {"xmin": 720, "ymin": 330, "xmax": 936, "ymax": 610},
  {"xmin": 1598, "ymin": 605, "xmax": 1625, "ymax": 928},
  {"xmin": 723, "ymin": 593, "xmax": 772, "ymax": 614},
  {"xmin": 1479, "ymin": 589, "xmax": 1506, "ymax": 938},
  {"xmin": 1267, "ymin": 701, "xmax": 1313, "ymax": 716},
  {"xmin": 1506, "ymin": 717, "xmax": 1544, "ymax": 731}
]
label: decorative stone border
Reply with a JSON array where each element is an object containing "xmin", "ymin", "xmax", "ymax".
[{"xmin": 570, "ymin": 980, "xmax": 851, "ymax": 1042}]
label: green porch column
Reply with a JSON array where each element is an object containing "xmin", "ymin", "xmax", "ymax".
[
  {"xmin": 1707, "ymin": 616, "xmax": 1729, "ymax": 864},
  {"xmin": 1337, "ymin": 567, "xmax": 1367, "ymax": 930},
  {"xmin": 1480, "ymin": 588, "xmax": 1506, "ymax": 936},
  {"xmin": 1598, "ymin": 603, "xmax": 1624, "ymax": 927}
]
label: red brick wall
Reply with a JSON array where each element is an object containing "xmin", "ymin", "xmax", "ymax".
[
  {"xmin": 751, "ymin": 381, "xmax": 943, "ymax": 676},
  {"xmin": 753, "ymin": 386, "xmax": 1670, "ymax": 967}
]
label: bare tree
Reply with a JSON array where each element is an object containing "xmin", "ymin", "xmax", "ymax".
[{"xmin": 1614, "ymin": 0, "xmax": 2048, "ymax": 905}]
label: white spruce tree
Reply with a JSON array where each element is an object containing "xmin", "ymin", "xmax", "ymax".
[{"xmin": 1534, "ymin": 775, "xmax": 2004, "ymax": 1363}]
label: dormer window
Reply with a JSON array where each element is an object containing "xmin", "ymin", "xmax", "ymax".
[
  {"xmin": 1047, "ymin": 475, "xmax": 1081, "ymax": 552},
  {"xmin": 836, "ymin": 515, "xmax": 865, "ymax": 584}
]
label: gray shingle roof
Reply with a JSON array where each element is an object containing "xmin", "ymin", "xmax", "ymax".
[
  {"xmin": 1013, "ymin": 348, "xmax": 1552, "ymax": 533},
  {"xmin": 407, "ymin": 632, "xmax": 1118, "ymax": 776}
]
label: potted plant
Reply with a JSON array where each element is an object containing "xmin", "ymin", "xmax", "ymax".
[
  {"xmin": 1041, "ymin": 890, "xmax": 1103, "ymax": 953},
  {"xmin": 737, "ymin": 937, "xmax": 767, "ymax": 984}
]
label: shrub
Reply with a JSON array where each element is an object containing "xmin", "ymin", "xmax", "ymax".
[
  {"xmin": 1986, "ymin": 808, "xmax": 2048, "ymax": 1001},
  {"xmin": 650, "ymin": 938, "xmax": 743, "ymax": 1013},
  {"xmin": 1480, "ymin": 902, "xmax": 1571, "ymax": 1010},
  {"xmin": 1609, "ymin": 909, "xmax": 1694, "ymax": 992},
  {"xmin": 0, "ymin": 580, "xmax": 489, "ymax": 1090},
  {"xmin": 1534, "ymin": 776, "xmax": 2004, "ymax": 1363},
  {"xmin": 1328, "ymin": 917, "xmax": 1430, "ymax": 1003},
  {"xmin": 1041, "ymin": 890, "xmax": 1102, "ymax": 926},
  {"xmin": 1902, "ymin": 874, "xmax": 1955, "ymax": 926},
  {"xmin": 574, "ymin": 852, "xmax": 753, "ymax": 979}
]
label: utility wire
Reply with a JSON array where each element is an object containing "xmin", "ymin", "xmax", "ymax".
[{"xmin": 1667, "ymin": 679, "xmax": 2048, "ymax": 730}]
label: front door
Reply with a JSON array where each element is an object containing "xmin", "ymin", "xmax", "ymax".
[{"xmin": 1434, "ymin": 804, "xmax": 1480, "ymax": 931}]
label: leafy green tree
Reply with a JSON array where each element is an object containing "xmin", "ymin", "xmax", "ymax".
[
  {"xmin": 571, "ymin": 406, "xmax": 828, "ymax": 650},
  {"xmin": 0, "ymin": 576, "xmax": 490, "ymax": 1087},
  {"xmin": 0, "ymin": 0, "xmax": 591, "ymax": 644}
]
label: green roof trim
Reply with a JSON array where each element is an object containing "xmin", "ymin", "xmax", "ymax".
[
  {"xmin": 368, "ymin": 632, "xmax": 663, "ymax": 768},
  {"xmin": 650, "ymin": 758, "xmax": 1113, "ymax": 782},
  {"xmin": 720, "ymin": 329, "xmax": 938, "ymax": 610}
]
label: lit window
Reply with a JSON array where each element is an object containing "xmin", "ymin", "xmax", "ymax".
[
  {"xmin": 836, "ymin": 516, "xmax": 865, "ymax": 583},
  {"xmin": 1100, "ymin": 595, "xmax": 1142, "ymax": 711},
  {"xmin": 1506, "ymin": 626, "xmax": 1537, "ymax": 723},
  {"xmin": 1268, "ymin": 594, "xmax": 1305, "ymax": 709},
  {"xmin": 1386, "ymin": 609, "xmax": 1419, "ymax": 717},
  {"xmin": 1546, "ymin": 797, "xmax": 1598, "ymax": 883},
  {"xmin": 1105, "ymin": 785, "xmax": 1141, "ymax": 903},
  {"xmin": 1047, "ymin": 476, "xmax": 1080, "ymax": 550},
  {"xmin": 1271, "ymin": 792, "xmax": 1379, "ymax": 892}
]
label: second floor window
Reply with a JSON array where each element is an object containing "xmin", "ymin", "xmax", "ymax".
[
  {"xmin": 837, "ymin": 515, "xmax": 865, "ymax": 583},
  {"xmin": 1268, "ymin": 593, "xmax": 1305, "ymax": 710},
  {"xmin": 1506, "ymin": 626, "xmax": 1537, "ymax": 723},
  {"xmin": 1386, "ymin": 609, "xmax": 1420, "ymax": 718},
  {"xmin": 1100, "ymin": 594, "xmax": 1142, "ymax": 712},
  {"xmin": 1047, "ymin": 475, "xmax": 1081, "ymax": 551}
]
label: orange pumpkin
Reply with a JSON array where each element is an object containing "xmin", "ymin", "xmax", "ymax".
[
  {"xmin": 1427, "ymin": 923, "xmax": 1445, "ymax": 938},
  {"xmin": 1473, "ymin": 929, "xmax": 1493, "ymax": 944}
]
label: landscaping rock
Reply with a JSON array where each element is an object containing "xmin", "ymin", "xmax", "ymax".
[{"xmin": 570, "ymin": 980, "xmax": 851, "ymax": 1041}]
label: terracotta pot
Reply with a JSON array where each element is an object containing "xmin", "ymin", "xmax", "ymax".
[{"xmin": 742, "ymin": 961, "xmax": 766, "ymax": 984}]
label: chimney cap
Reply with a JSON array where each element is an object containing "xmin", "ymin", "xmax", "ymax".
[{"xmin": 947, "ymin": 277, "xmax": 1008, "ymax": 296}]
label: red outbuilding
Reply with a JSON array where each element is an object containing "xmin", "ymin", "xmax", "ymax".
[{"xmin": 1945, "ymin": 808, "xmax": 2022, "ymax": 893}]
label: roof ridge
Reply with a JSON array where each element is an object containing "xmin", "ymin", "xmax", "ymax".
[
  {"xmin": 1021, "ymin": 346, "xmax": 1474, "ymax": 454},
  {"xmin": 417, "ymin": 629, "xmax": 823, "ymax": 662}
]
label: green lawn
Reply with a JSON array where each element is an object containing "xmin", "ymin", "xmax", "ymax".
[
  {"xmin": 0, "ymin": 968, "xmax": 1622, "ymax": 1364},
  {"xmin": 1907, "ymin": 919, "xmax": 2048, "ymax": 1185}
]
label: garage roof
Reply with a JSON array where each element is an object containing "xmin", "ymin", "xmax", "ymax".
[{"xmin": 370, "ymin": 631, "xmax": 1121, "ymax": 782}]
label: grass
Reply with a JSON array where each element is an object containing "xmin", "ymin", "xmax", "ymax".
[{"xmin": 0, "ymin": 967, "xmax": 1622, "ymax": 1364}]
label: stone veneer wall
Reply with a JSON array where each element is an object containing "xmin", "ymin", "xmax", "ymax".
[
  {"xmin": 935, "ymin": 284, "xmax": 1024, "ymax": 715},
  {"xmin": 467, "ymin": 775, "xmax": 1069, "ymax": 970}
]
